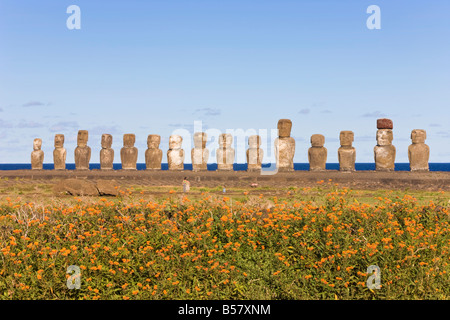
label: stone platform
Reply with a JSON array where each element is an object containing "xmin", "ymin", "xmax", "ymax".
[{"xmin": 1, "ymin": 169, "xmax": 450, "ymax": 191}]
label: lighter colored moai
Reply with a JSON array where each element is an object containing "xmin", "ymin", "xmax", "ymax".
[
  {"xmin": 216, "ymin": 133, "xmax": 235, "ymax": 171},
  {"xmin": 120, "ymin": 134, "xmax": 138, "ymax": 170},
  {"xmin": 308, "ymin": 134, "xmax": 327, "ymax": 171},
  {"xmin": 100, "ymin": 134, "xmax": 114, "ymax": 170},
  {"xmin": 191, "ymin": 132, "xmax": 209, "ymax": 171},
  {"xmin": 167, "ymin": 135, "xmax": 185, "ymax": 170},
  {"xmin": 145, "ymin": 134, "xmax": 163, "ymax": 170},
  {"xmin": 274, "ymin": 119, "xmax": 295, "ymax": 171},
  {"xmin": 246, "ymin": 135, "xmax": 264, "ymax": 171},
  {"xmin": 374, "ymin": 119, "xmax": 395, "ymax": 171},
  {"xmin": 74, "ymin": 130, "xmax": 91, "ymax": 170},
  {"xmin": 408, "ymin": 129, "xmax": 429, "ymax": 172},
  {"xmin": 31, "ymin": 138, "xmax": 44, "ymax": 170},
  {"xmin": 338, "ymin": 131, "xmax": 356, "ymax": 172},
  {"xmin": 53, "ymin": 134, "xmax": 66, "ymax": 170}
]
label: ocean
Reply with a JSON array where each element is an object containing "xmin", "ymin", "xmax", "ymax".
[{"xmin": 1, "ymin": 163, "xmax": 450, "ymax": 171}]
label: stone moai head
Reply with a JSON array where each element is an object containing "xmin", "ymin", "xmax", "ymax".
[
  {"xmin": 248, "ymin": 135, "xmax": 261, "ymax": 148},
  {"xmin": 169, "ymin": 135, "xmax": 183, "ymax": 149},
  {"xmin": 77, "ymin": 130, "xmax": 89, "ymax": 147},
  {"xmin": 340, "ymin": 131, "xmax": 354, "ymax": 147},
  {"xmin": 101, "ymin": 134, "xmax": 113, "ymax": 149},
  {"xmin": 278, "ymin": 119, "xmax": 292, "ymax": 138},
  {"xmin": 123, "ymin": 134, "xmax": 135, "ymax": 148},
  {"xmin": 33, "ymin": 138, "xmax": 42, "ymax": 151},
  {"xmin": 411, "ymin": 129, "xmax": 426, "ymax": 144},
  {"xmin": 194, "ymin": 132, "xmax": 207, "ymax": 148},
  {"xmin": 54, "ymin": 134, "xmax": 64, "ymax": 148},
  {"xmin": 147, "ymin": 134, "xmax": 161, "ymax": 149},
  {"xmin": 376, "ymin": 129, "xmax": 393, "ymax": 146},
  {"xmin": 219, "ymin": 133, "xmax": 233, "ymax": 148},
  {"xmin": 311, "ymin": 134, "xmax": 325, "ymax": 147}
]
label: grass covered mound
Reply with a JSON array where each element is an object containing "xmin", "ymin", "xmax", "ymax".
[{"xmin": 0, "ymin": 185, "xmax": 449, "ymax": 299}]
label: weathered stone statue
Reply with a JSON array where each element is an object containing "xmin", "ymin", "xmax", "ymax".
[
  {"xmin": 246, "ymin": 135, "xmax": 263, "ymax": 171},
  {"xmin": 274, "ymin": 119, "xmax": 295, "ymax": 171},
  {"xmin": 167, "ymin": 135, "xmax": 185, "ymax": 170},
  {"xmin": 31, "ymin": 138, "xmax": 44, "ymax": 170},
  {"xmin": 74, "ymin": 130, "xmax": 91, "ymax": 170},
  {"xmin": 100, "ymin": 134, "xmax": 114, "ymax": 170},
  {"xmin": 191, "ymin": 132, "xmax": 209, "ymax": 171},
  {"xmin": 374, "ymin": 119, "xmax": 395, "ymax": 171},
  {"xmin": 145, "ymin": 134, "xmax": 163, "ymax": 170},
  {"xmin": 408, "ymin": 129, "xmax": 429, "ymax": 172},
  {"xmin": 53, "ymin": 134, "xmax": 66, "ymax": 170},
  {"xmin": 120, "ymin": 134, "xmax": 138, "ymax": 170},
  {"xmin": 216, "ymin": 133, "xmax": 235, "ymax": 171},
  {"xmin": 308, "ymin": 134, "xmax": 327, "ymax": 171},
  {"xmin": 338, "ymin": 131, "xmax": 356, "ymax": 172}
]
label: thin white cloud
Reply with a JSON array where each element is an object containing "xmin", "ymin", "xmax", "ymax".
[
  {"xmin": 299, "ymin": 108, "xmax": 310, "ymax": 115},
  {"xmin": 361, "ymin": 111, "xmax": 387, "ymax": 118}
]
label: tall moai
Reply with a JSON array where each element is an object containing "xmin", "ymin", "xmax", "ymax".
[
  {"xmin": 191, "ymin": 132, "xmax": 209, "ymax": 171},
  {"xmin": 145, "ymin": 134, "xmax": 163, "ymax": 170},
  {"xmin": 100, "ymin": 134, "xmax": 114, "ymax": 170},
  {"xmin": 120, "ymin": 134, "xmax": 138, "ymax": 170},
  {"xmin": 408, "ymin": 129, "xmax": 429, "ymax": 172},
  {"xmin": 246, "ymin": 135, "xmax": 264, "ymax": 171},
  {"xmin": 274, "ymin": 119, "xmax": 295, "ymax": 171},
  {"xmin": 216, "ymin": 133, "xmax": 235, "ymax": 171},
  {"xmin": 74, "ymin": 130, "xmax": 91, "ymax": 170},
  {"xmin": 338, "ymin": 131, "xmax": 356, "ymax": 172},
  {"xmin": 374, "ymin": 118, "xmax": 396, "ymax": 171},
  {"xmin": 308, "ymin": 134, "xmax": 327, "ymax": 171},
  {"xmin": 167, "ymin": 135, "xmax": 185, "ymax": 170},
  {"xmin": 31, "ymin": 138, "xmax": 44, "ymax": 170},
  {"xmin": 53, "ymin": 134, "xmax": 66, "ymax": 170}
]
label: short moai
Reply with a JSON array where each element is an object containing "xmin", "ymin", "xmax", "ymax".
[
  {"xmin": 53, "ymin": 134, "xmax": 66, "ymax": 170},
  {"xmin": 338, "ymin": 131, "xmax": 356, "ymax": 172},
  {"xmin": 308, "ymin": 134, "xmax": 327, "ymax": 171},
  {"xmin": 145, "ymin": 134, "xmax": 163, "ymax": 170},
  {"xmin": 31, "ymin": 138, "xmax": 44, "ymax": 170},
  {"xmin": 408, "ymin": 129, "xmax": 429, "ymax": 172},
  {"xmin": 191, "ymin": 132, "xmax": 209, "ymax": 171},
  {"xmin": 246, "ymin": 135, "xmax": 264, "ymax": 171},
  {"xmin": 74, "ymin": 130, "xmax": 91, "ymax": 170},
  {"xmin": 100, "ymin": 134, "xmax": 114, "ymax": 170},
  {"xmin": 374, "ymin": 119, "xmax": 396, "ymax": 171},
  {"xmin": 274, "ymin": 119, "xmax": 295, "ymax": 171},
  {"xmin": 120, "ymin": 134, "xmax": 138, "ymax": 170},
  {"xmin": 167, "ymin": 135, "xmax": 185, "ymax": 170},
  {"xmin": 216, "ymin": 133, "xmax": 235, "ymax": 171}
]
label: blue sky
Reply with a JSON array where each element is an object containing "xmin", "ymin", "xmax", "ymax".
[{"xmin": 1, "ymin": 0, "xmax": 449, "ymax": 164}]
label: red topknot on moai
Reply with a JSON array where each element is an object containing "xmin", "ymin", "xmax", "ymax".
[{"xmin": 377, "ymin": 118, "xmax": 393, "ymax": 130}]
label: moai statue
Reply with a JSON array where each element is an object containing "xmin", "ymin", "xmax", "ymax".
[
  {"xmin": 308, "ymin": 134, "xmax": 327, "ymax": 171},
  {"xmin": 191, "ymin": 132, "xmax": 209, "ymax": 171},
  {"xmin": 120, "ymin": 134, "xmax": 138, "ymax": 170},
  {"xmin": 74, "ymin": 130, "xmax": 91, "ymax": 170},
  {"xmin": 374, "ymin": 119, "xmax": 396, "ymax": 171},
  {"xmin": 100, "ymin": 134, "xmax": 114, "ymax": 170},
  {"xmin": 274, "ymin": 119, "xmax": 295, "ymax": 171},
  {"xmin": 31, "ymin": 138, "xmax": 44, "ymax": 170},
  {"xmin": 145, "ymin": 134, "xmax": 163, "ymax": 170},
  {"xmin": 408, "ymin": 129, "xmax": 429, "ymax": 172},
  {"xmin": 53, "ymin": 134, "xmax": 66, "ymax": 170},
  {"xmin": 216, "ymin": 133, "xmax": 235, "ymax": 171},
  {"xmin": 246, "ymin": 135, "xmax": 264, "ymax": 171},
  {"xmin": 167, "ymin": 135, "xmax": 185, "ymax": 170},
  {"xmin": 338, "ymin": 131, "xmax": 356, "ymax": 172}
]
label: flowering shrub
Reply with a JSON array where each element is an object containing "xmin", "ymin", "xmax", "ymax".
[{"xmin": 0, "ymin": 188, "xmax": 449, "ymax": 299}]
